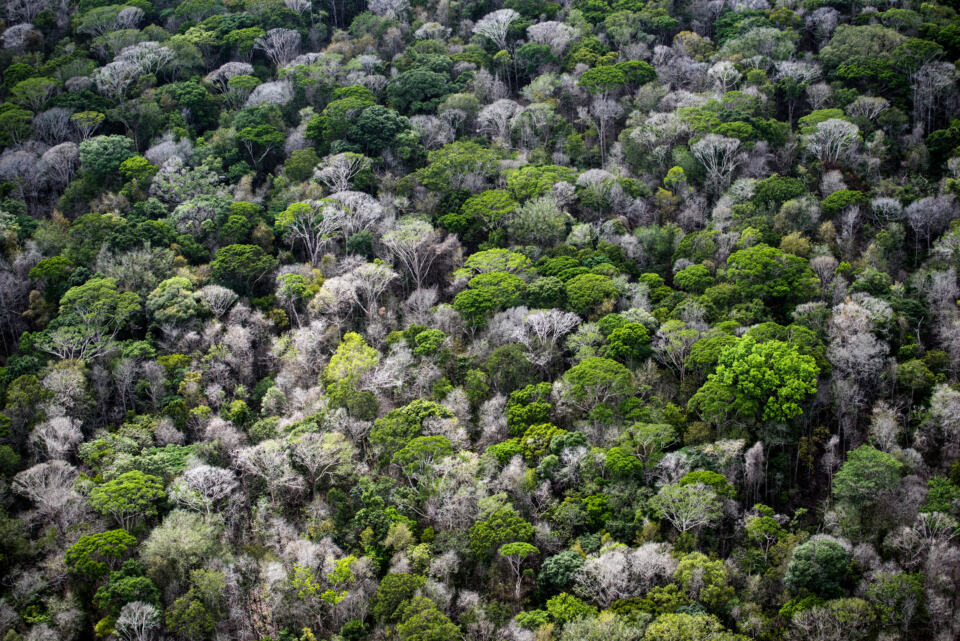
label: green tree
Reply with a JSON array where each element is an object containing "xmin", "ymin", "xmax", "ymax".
[
  {"xmin": 832, "ymin": 445, "xmax": 903, "ymax": 510},
  {"xmin": 565, "ymin": 273, "xmax": 619, "ymax": 317},
  {"xmin": 783, "ymin": 537, "xmax": 851, "ymax": 598},
  {"xmin": 724, "ymin": 243, "xmax": 817, "ymax": 307},
  {"xmin": 10, "ymin": 77, "xmax": 58, "ymax": 111},
  {"xmin": 469, "ymin": 500, "xmax": 534, "ymax": 557},
  {"xmin": 688, "ymin": 336, "xmax": 819, "ymax": 428},
  {"xmin": 395, "ymin": 596, "xmax": 460, "ymax": 641},
  {"xmin": 65, "ymin": 529, "xmax": 139, "ymax": 582},
  {"xmin": 416, "ymin": 141, "xmax": 500, "ymax": 194},
  {"xmin": 88, "ymin": 470, "xmax": 166, "ymax": 530},
  {"xmin": 561, "ymin": 357, "xmax": 634, "ymax": 414},
  {"xmin": 146, "ymin": 277, "xmax": 204, "ymax": 325},
  {"xmin": 79, "ymin": 135, "xmax": 136, "ymax": 183},
  {"xmin": 372, "ymin": 573, "xmax": 427, "ymax": 622},
  {"xmin": 210, "ymin": 244, "xmax": 276, "ymax": 294},
  {"xmin": 579, "ymin": 65, "xmax": 627, "ymax": 95},
  {"xmin": 386, "ymin": 69, "xmax": 450, "ymax": 115}
]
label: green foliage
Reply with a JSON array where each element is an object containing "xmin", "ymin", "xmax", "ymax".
[
  {"xmin": 832, "ymin": 445, "xmax": 903, "ymax": 508},
  {"xmin": 66, "ymin": 530, "xmax": 138, "ymax": 582},
  {"xmin": 88, "ymin": 470, "xmax": 166, "ymax": 529},
  {"xmin": 783, "ymin": 537, "xmax": 851, "ymax": 598},
  {"xmin": 688, "ymin": 336, "xmax": 819, "ymax": 426}
]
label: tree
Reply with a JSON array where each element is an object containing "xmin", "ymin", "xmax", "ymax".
[
  {"xmin": 650, "ymin": 482, "xmax": 723, "ymax": 534},
  {"xmin": 88, "ymin": 470, "xmax": 165, "ymax": 530},
  {"xmin": 802, "ymin": 118, "xmax": 860, "ymax": 167},
  {"xmin": 395, "ymin": 596, "xmax": 460, "ymax": 641},
  {"xmin": 783, "ymin": 536, "xmax": 851, "ymax": 598},
  {"xmin": 469, "ymin": 501, "xmax": 534, "ymax": 557},
  {"xmin": 688, "ymin": 336, "xmax": 819, "ymax": 429},
  {"xmin": 276, "ymin": 201, "xmax": 341, "ymax": 266},
  {"xmin": 381, "ymin": 218, "xmax": 453, "ymax": 289},
  {"xmin": 315, "ymin": 153, "xmax": 371, "ymax": 193},
  {"xmin": 386, "ymin": 69, "xmax": 450, "ymax": 115},
  {"xmin": 210, "ymin": 244, "xmax": 276, "ymax": 294},
  {"xmin": 573, "ymin": 543, "xmax": 677, "ymax": 607},
  {"xmin": 146, "ymin": 277, "xmax": 204, "ymax": 325},
  {"xmin": 724, "ymin": 243, "xmax": 818, "ymax": 306},
  {"xmin": 473, "ymin": 9, "xmax": 520, "ymax": 50},
  {"xmin": 560, "ymin": 357, "xmax": 634, "ymax": 414},
  {"xmin": 499, "ymin": 542, "xmax": 539, "ymax": 602},
  {"xmin": 691, "ymin": 134, "xmax": 741, "ymax": 196},
  {"xmin": 372, "ymin": 573, "xmax": 426, "ymax": 622},
  {"xmin": 290, "ymin": 431, "xmax": 356, "ymax": 494},
  {"xmin": 115, "ymin": 601, "xmax": 160, "ymax": 641},
  {"xmin": 643, "ymin": 613, "xmax": 731, "ymax": 641},
  {"xmin": 66, "ymin": 529, "xmax": 138, "ymax": 581},
  {"xmin": 254, "ymin": 28, "xmax": 300, "ymax": 67},
  {"xmin": 832, "ymin": 445, "xmax": 902, "ymax": 510},
  {"xmin": 79, "ymin": 134, "xmax": 136, "ymax": 182},
  {"xmin": 10, "ymin": 77, "xmax": 57, "ymax": 111},
  {"xmin": 565, "ymin": 273, "xmax": 618, "ymax": 317}
]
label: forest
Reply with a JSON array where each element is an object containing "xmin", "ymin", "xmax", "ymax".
[{"xmin": 0, "ymin": 0, "xmax": 959, "ymax": 639}]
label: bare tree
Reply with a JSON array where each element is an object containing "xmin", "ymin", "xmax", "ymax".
[
  {"xmin": 254, "ymin": 28, "xmax": 301, "ymax": 67},
  {"xmin": 573, "ymin": 543, "xmax": 677, "ymax": 607},
  {"xmin": 93, "ymin": 60, "xmax": 141, "ymax": 104},
  {"xmin": 12, "ymin": 461, "xmax": 82, "ymax": 527},
  {"xmin": 114, "ymin": 602, "xmax": 160, "ymax": 641},
  {"xmin": 236, "ymin": 439, "xmax": 306, "ymax": 504},
  {"xmin": 177, "ymin": 464, "xmax": 239, "ymax": 514},
  {"xmin": 802, "ymin": 118, "xmax": 859, "ymax": 167},
  {"xmin": 526, "ymin": 21, "xmax": 579, "ymax": 57},
  {"xmin": 381, "ymin": 218, "xmax": 456, "ymax": 290},
  {"xmin": 38, "ymin": 142, "xmax": 79, "ymax": 188},
  {"xmin": 691, "ymin": 133, "xmax": 741, "ymax": 195},
  {"xmin": 472, "ymin": 9, "xmax": 519, "ymax": 50},
  {"xmin": 30, "ymin": 417, "xmax": 82, "ymax": 460},
  {"xmin": 477, "ymin": 99, "xmax": 519, "ymax": 146},
  {"xmin": 315, "ymin": 153, "xmax": 370, "ymax": 193}
]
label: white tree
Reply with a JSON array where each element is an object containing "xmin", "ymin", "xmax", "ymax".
[
  {"xmin": 691, "ymin": 134, "xmax": 741, "ymax": 195},
  {"xmin": 802, "ymin": 118, "xmax": 860, "ymax": 166},
  {"xmin": 708, "ymin": 61, "xmax": 741, "ymax": 93},
  {"xmin": 30, "ymin": 417, "xmax": 82, "ymax": 460},
  {"xmin": 477, "ymin": 99, "xmax": 519, "ymax": 145},
  {"xmin": 315, "ymin": 153, "xmax": 370, "ymax": 193},
  {"xmin": 574, "ymin": 543, "xmax": 678, "ymax": 607},
  {"xmin": 236, "ymin": 439, "xmax": 306, "ymax": 503},
  {"xmin": 254, "ymin": 28, "xmax": 301, "ymax": 67},
  {"xmin": 526, "ymin": 21, "xmax": 579, "ymax": 57},
  {"xmin": 114, "ymin": 602, "xmax": 160, "ymax": 641},
  {"xmin": 845, "ymin": 96, "xmax": 889, "ymax": 121},
  {"xmin": 93, "ymin": 59, "xmax": 141, "ymax": 104},
  {"xmin": 912, "ymin": 62, "xmax": 957, "ymax": 132},
  {"xmin": 649, "ymin": 482, "xmax": 722, "ymax": 533},
  {"xmin": 381, "ymin": 218, "xmax": 452, "ymax": 290},
  {"xmin": 12, "ymin": 461, "xmax": 81, "ymax": 526},
  {"xmin": 472, "ymin": 9, "xmax": 520, "ymax": 50},
  {"xmin": 39, "ymin": 142, "xmax": 79, "ymax": 188},
  {"xmin": 179, "ymin": 464, "xmax": 238, "ymax": 514}
]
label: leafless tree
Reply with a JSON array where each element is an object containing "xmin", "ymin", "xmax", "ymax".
[
  {"xmin": 30, "ymin": 417, "xmax": 82, "ymax": 460},
  {"xmin": 573, "ymin": 543, "xmax": 677, "ymax": 607},
  {"xmin": 254, "ymin": 28, "xmax": 301, "ymax": 67},
  {"xmin": 315, "ymin": 153, "xmax": 370, "ymax": 193},
  {"xmin": 478, "ymin": 99, "xmax": 519, "ymax": 146},
  {"xmin": 381, "ymin": 218, "xmax": 458, "ymax": 290},
  {"xmin": 93, "ymin": 59, "xmax": 141, "ymax": 104},
  {"xmin": 527, "ymin": 21, "xmax": 579, "ymax": 57},
  {"xmin": 236, "ymin": 439, "xmax": 306, "ymax": 504},
  {"xmin": 691, "ymin": 134, "xmax": 741, "ymax": 195},
  {"xmin": 114, "ymin": 602, "xmax": 159, "ymax": 641},
  {"xmin": 472, "ymin": 9, "xmax": 519, "ymax": 50},
  {"xmin": 32, "ymin": 108, "xmax": 73, "ymax": 144},
  {"xmin": 803, "ymin": 118, "xmax": 860, "ymax": 166},
  {"xmin": 12, "ymin": 461, "xmax": 82, "ymax": 528}
]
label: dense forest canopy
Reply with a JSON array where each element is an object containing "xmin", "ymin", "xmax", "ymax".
[{"xmin": 1, "ymin": 0, "xmax": 960, "ymax": 639}]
